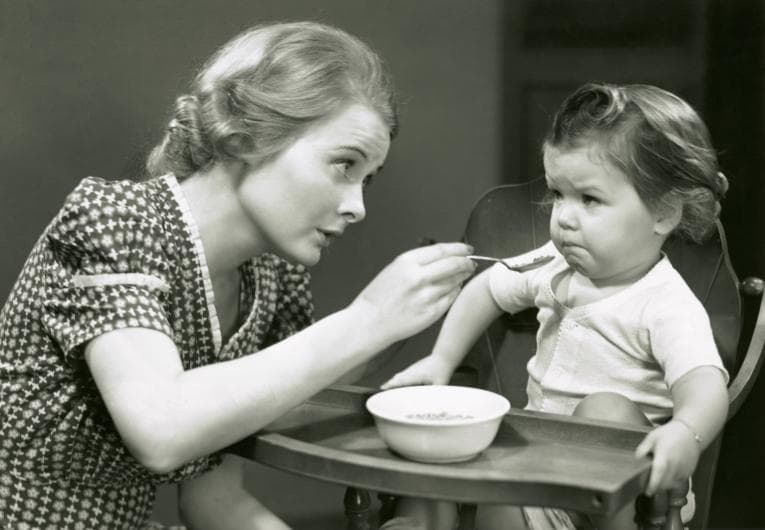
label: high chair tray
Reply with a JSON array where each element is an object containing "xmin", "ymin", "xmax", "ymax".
[{"xmin": 229, "ymin": 384, "xmax": 652, "ymax": 516}]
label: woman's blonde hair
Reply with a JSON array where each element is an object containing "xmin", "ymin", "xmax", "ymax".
[{"xmin": 147, "ymin": 21, "xmax": 398, "ymax": 179}]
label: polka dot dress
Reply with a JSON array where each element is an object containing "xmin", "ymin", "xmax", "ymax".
[{"xmin": 0, "ymin": 175, "xmax": 313, "ymax": 529}]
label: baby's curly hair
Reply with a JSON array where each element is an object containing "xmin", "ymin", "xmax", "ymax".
[{"xmin": 545, "ymin": 83, "xmax": 727, "ymax": 243}]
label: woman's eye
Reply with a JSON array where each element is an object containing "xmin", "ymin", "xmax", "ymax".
[
  {"xmin": 334, "ymin": 159, "xmax": 354, "ymax": 177},
  {"xmin": 362, "ymin": 174, "xmax": 374, "ymax": 189}
]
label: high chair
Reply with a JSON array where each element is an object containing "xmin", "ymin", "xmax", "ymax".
[{"xmin": 453, "ymin": 179, "xmax": 765, "ymax": 530}]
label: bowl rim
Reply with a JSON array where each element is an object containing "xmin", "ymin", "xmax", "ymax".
[{"xmin": 365, "ymin": 384, "xmax": 511, "ymax": 427}]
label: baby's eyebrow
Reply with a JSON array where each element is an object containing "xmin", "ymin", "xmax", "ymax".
[{"xmin": 574, "ymin": 184, "xmax": 604, "ymax": 194}]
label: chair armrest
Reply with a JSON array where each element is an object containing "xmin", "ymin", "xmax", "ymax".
[{"xmin": 728, "ymin": 277, "xmax": 765, "ymax": 418}]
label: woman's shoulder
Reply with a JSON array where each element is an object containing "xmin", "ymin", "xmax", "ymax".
[
  {"xmin": 45, "ymin": 176, "xmax": 173, "ymax": 267},
  {"xmin": 60, "ymin": 176, "xmax": 159, "ymax": 217},
  {"xmin": 53, "ymin": 176, "xmax": 166, "ymax": 229}
]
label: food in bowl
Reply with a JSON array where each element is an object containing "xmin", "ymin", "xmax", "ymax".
[
  {"xmin": 366, "ymin": 385, "xmax": 510, "ymax": 463},
  {"xmin": 406, "ymin": 412, "xmax": 474, "ymax": 421}
]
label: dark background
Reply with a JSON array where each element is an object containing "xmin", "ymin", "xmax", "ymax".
[{"xmin": 1, "ymin": 1, "xmax": 763, "ymax": 528}]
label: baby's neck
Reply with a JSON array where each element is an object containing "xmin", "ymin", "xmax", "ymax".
[
  {"xmin": 556, "ymin": 273, "xmax": 621, "ymax": 307},
  {"xmin": 556, "ymin": 258, "xmax": 660, "ymax": 308}
]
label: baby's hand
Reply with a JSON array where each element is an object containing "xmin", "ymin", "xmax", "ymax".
[
  {"xmin": 381, "ymin": 355, "xmax": 454, "ymax": 389},
  {"xmin": 635, "ymin": 420, "xmax": 701, "ymax": 496}
]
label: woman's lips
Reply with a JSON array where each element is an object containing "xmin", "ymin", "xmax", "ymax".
[{"xmin": 316, "ymin": 229, "xmax": 341, "ymax": 247}]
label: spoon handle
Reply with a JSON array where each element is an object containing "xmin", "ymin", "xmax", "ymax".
[{"xmin": 467, "ymin": 254, "xmax": 553, "ymax": 272}]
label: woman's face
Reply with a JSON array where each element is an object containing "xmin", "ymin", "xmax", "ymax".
[{"xmin": 237, "ymin": 103, "xmax": 391, "ymax": 266}]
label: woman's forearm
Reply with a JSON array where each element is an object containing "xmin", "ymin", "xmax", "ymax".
[
  {"xmin": 87, "ymin": 304, "xmax": 393, "ymax": 472},
  {"xmin": 87, "ymin": 243, "xmax": 475, "ymax": 472}
]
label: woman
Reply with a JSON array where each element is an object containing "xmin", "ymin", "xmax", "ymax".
[{"xmin": 0, "ymin": 21, "xmax": 475, "ymax": 529}]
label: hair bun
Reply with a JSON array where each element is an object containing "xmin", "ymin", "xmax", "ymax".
[{"xmin": 716, "ymin": 171, "xmax": 729, "ymax": 198}]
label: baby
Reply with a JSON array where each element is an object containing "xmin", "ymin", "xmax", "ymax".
[{"xmin": 381, "ymin": 83, "xmax": 730, "ymax": 530}]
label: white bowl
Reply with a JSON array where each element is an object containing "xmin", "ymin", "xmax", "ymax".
[{"xmin": 366, "ymin": 385, "xmax": 510, "ymax": 463}]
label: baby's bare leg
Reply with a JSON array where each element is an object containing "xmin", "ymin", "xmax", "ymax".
[
  {"xmin": 573, "ymin": 392, "xmax": 651, "ymax": 530},
  {"xmin": 381, "ymin": 497, "xmax": 459, "ymax": 530},
  {"xmin": 475, "ymin": 504, "xmax": 528, "ymax": 529}
]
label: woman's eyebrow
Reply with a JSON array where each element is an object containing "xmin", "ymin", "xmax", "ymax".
[{"xmin": 336, "ymin": 145, "xmax": 368, "ymax": 160}]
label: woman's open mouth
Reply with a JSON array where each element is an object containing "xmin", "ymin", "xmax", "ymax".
[{"xmin": 316, "ymin": 229, "xmax": 341, "ymax": 247}]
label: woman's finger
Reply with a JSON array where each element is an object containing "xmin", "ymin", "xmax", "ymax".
[
  {"xmin": 422, "ymin": 255, "xmax": 477, "ymax": 283},
  {"xmin": 433, "ymin": 282, "xmax": 464, "ymax": 316},
  {"xmin": 405, "ymin": 242, "xmax": 473, "ymax": 265}
]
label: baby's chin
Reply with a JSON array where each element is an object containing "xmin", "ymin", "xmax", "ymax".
[{"xmin": 561, "ymin": 254, "xmax": 598, "ymax": 279}]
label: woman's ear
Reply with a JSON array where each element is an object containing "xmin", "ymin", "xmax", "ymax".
[
  {"xmin": 653, "ymin": 199, "xmax": 682, "ymax": 236},
  {"xmin": 219, "ymin": 132, "xmax": 255, "ymax": 159}
]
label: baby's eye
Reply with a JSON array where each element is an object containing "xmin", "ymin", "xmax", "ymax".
[{"xmin": 582, "ymin": 194, "xmax": 600, "ymax": 206}]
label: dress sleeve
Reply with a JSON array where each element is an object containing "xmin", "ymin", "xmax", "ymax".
[
  {"xmin": 40, "ymin": 178, "xmax": 175, "ymax": 360},
  {"xmin": 262, "ymin": 256, "xmax": 314, "ymax": 346}
]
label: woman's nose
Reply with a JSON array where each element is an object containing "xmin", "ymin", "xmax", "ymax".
[{"xmin": 340, "ymin": 184, "xmax": 366, "ymax": 224}]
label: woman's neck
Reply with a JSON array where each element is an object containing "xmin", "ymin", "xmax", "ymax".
[{"xmin": 179, "ymin": 166, "xmax": 265, "ymax": 279}]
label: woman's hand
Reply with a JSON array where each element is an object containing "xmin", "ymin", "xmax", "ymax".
[
  {"xmin": 351, "ymin": 242, "xmax": 476, "ymax": 345},
  {"xmin": 634, "ymin": 420, "xmax": 701, "ymax": 496},
  {"xmin": 381, "ymin": 354, "xmax": 455, "ymax": 389}
]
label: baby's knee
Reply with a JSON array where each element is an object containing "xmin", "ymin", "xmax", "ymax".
[
  {"xmin": 573, "ymin": 392, "xmax": 650, "ymax": 426},
  {"xmin": 384, "ymin": 498, "xmax": 458, "ymax": 530}
]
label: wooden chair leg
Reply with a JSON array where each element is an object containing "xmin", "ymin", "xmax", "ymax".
[
  {"xmin": 378, "ymin": 493, "xmax": 397, "ymax": 525},
  {"xmin": 344, "ymin": 487, "xmax": 372, "ymax": 530},
  {"xmin": 634, "ymin": 479, "xmax": 689, "ymax": 530},
  {"xmin": 664, "ymin": 480, "xmax": 689, "ymax": 530},
  {"xmin": 457, "ymin": 503, "xmax": 477, "ymax": 530},
  {"xmin": 635, "ymin": 491, "xmax": 668, "ymax": 529}
]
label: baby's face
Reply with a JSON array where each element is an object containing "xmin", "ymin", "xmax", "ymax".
[{"xmin": 543, "ymin": 145, "xmax": 666, "ymax": 287}]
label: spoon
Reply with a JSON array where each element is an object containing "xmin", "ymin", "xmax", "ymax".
[{"xmin": 467, "ymin": 254, "xmax": 554, "ymax": 272}]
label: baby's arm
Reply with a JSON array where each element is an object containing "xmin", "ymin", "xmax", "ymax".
[
  {"xmin": 635, "ymin": 366, "xmax": 728, "ymax": 495},
  {"xmin": 382, "ymin": 269, "xmax": 504, "ymax": 388}
]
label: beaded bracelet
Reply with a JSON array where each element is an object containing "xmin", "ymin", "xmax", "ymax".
[{"xmin": 674, "ymin": 417, "xmax": 703, "ymax": 445}]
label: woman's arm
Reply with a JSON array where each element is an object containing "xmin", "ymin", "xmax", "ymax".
[
  {"xmin": 382, "ymin": 269, "xmax": 504, "ymax": 388},
  {"xmin": 85, "ymin": 243, "xmax": 475, "ymax": 473},
  {"xmin": 635, "ymin": 365, "xmax": 728, "ymax": 495}
]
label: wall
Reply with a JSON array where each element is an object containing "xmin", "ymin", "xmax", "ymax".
[
  {"xmin": 0, "ymin": 1, "xmax": 503, "ymax": 526},
  {"xmin": 705, "ymin": 1, "xmax": 765, "ymax": 527}
]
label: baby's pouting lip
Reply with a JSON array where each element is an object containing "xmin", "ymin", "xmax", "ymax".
[{"xmin": 558, "ymin": 239, "xmax": 584, "ymax": 250}]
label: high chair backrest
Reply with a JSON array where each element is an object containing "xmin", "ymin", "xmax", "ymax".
[{"xmin": 458, "ymin": 180, "xmax": 765, "ymax": 530}]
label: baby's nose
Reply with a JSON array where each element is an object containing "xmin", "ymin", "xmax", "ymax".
[{"xmin": 554, "ymin": 202, "xmax": 578, "ymax": 229}]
